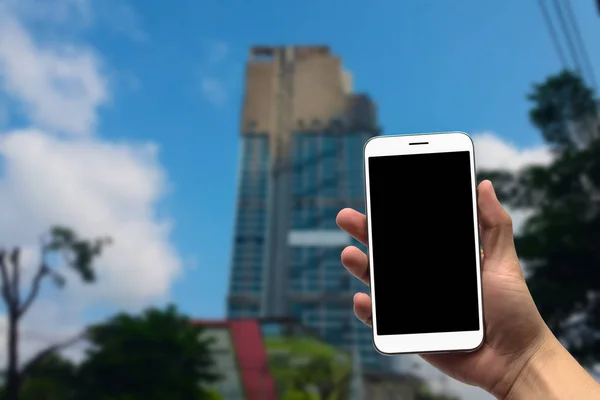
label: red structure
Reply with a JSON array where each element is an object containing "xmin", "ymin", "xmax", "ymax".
[{"xmin": 196, "ymin": 319, "xmax": 278, "ymax": 400}]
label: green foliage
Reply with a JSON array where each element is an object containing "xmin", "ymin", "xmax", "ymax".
[
  {"xmin": 205, "ymin": 388, "xmax": 225, "ymax": 400},
  {"xmin": 528, "ymin": 70, "xmax": 597, "ymax": 149},
  {"xmin": 46, "ymin": 226, "xmax": 111, "ymax": 283},
  {"xmin": 19, "ymin": 354, "xmax": 78, "ymax": 400},
  {"xmin": 282, "ymin": 389, "xmax": 318, "ymax": 400},
  {"xmin": 264, "ymin": 336, "xmax": 351, "ymax": 400},
  {"xmin": 415, "ymin": 387, "xmax": 461, "ymax": 400},
  {"xmin": 292, "ymin": 355, "xmax": 351, "ymax": 400},
  {"xmin": 480, "ymin": 69, "xmax": 600, "ymax": 366},
  {"xmin": 6, "ymin": 306, "xmax": 219, "ymax": 399},
  {"xmin": 75, "ymin": 304, "xmax": 218, "ymax": 399}
]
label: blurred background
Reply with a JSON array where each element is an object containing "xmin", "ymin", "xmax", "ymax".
[{"xmin": 0, "ymin": 0, "xmax": 599, "ymax": 399}]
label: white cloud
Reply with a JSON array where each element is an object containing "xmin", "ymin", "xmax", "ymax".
[
  {"xmin": 473, "ymin": 131, "xmax": 553, "ymax": 172},
  {"xmin": 205, "ymin": 40, "xmax": 229, "ymax": 64},
  {"xmin": 473, "ymin": 131, "xmax": 553, "ymax": 234},
  {"xmin": 0, "ymin": 12, "xmax": 108, "ymax": 136},
  {"xmin": 0, "ymin": 129, "xmax": 182, "ymax": 367},
  {"xmin": 201, "ymin": 76, "xmax": 228, "ymax": 106},
  {"xmin": 0, "ymin": 99, "xmax": 8, "ymax": 126},
  {"xmin": 0, "ymin": 0, "xmax": 181, "ymax": 369},
  {"xmin": 95, "ymin": 1, "xmax": 147, "ymax": 42},
  {"xmin": 0, "ymin": 130, "xmax": 181, "ymax": 305},
  {"xmin": 3, "ymin": 0, "xmax": 146, "ymax": 42},
  {"xmin": 2, "ymin": 0, "xmax": 93, "ymax": 28},
  {"xmin": 0, "ymin": 300, "xmax": 88, "ymax": 365},
  {"xmin": 199, "ymin": 40, "xmax": 232, "ymax": 106}
]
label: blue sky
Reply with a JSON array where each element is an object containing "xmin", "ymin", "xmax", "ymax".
[
  {"xmin": 0, "ymin": 2, "xmax": 596, "ymax": 398},
  {"xmin": 3, "ymin": 0, "xmax": 600, "ymax": 322},
  {"xmin": 127, "ymin": 0, "xmax": 597, "ymax": 318}
]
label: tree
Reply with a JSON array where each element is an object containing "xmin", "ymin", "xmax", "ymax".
[
  {"xmin": 18, "ymin": 354, "xmax": 78, "ymax": 400},
  {"xmin": 528, "ymin": 70, "xmax": 597, "ymax": 150},
  {"xmin": 75, "ymin": 305, "xmax": 218, "ymax": 399},
  {"xmin": 415, "ymin": 388, "xmax": 461, "ymax": 400},
  {"xmin": 480, "ymin": 70, "xmax": 600, "ymax": 367},
  {"xmin": 0, "ymin": 227, "xmax": 109, "ymax": 400},
  {"xmin": 290, "ymin": 355, "xmax": 351, "ymax": 400}
]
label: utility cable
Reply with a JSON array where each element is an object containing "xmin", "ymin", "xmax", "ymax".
[
  {"xmin": 551, "ymin": 0, "xmax": 584, "ymax": 74},
  {"xmin": 562, "ymin": 0, "xmax": 598, "ymax": 90},
  {"xmin": 538, "ymin": 0, "xmax": 569, "ymax": 69}
]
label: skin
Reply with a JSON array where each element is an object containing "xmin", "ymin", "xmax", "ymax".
[{"xmin": 336, "ymin": 180, "xmax": 600, "ymax": 399}]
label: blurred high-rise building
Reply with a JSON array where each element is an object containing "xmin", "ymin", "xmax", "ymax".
[{"xmin": 227, "ymin": 45, "xmax": 389, "ymax": 372}]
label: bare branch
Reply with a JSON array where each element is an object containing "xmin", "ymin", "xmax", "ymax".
[
  {"xmin": 20, "ymin": 331, "xmax": 87, "ymax": 379},
  {"xmin": 18, "ymin": 242, "xmax": 52, "ymax": 318},
  {"xmin": 10, "ymin": 248, "xmax": 20, "ymax": 307},
  {"xmin": 48, "ymin": 269, "xmax": 66, "ymax": 287},
  {"xmin": 0, "ymin": 249, "xmax": 13, "ymax": 309},
  {"xmin": 18, "ymin": 265, "xmax": 48, "ymax": 319}
]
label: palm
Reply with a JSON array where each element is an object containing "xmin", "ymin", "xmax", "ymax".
[
  {"xmin": 336, "ymin": 180, "xmax": 549, "ymax": 396},
  {"xmin": 422, "ymin": 256, "xmax": 544, "ymax": 393}
]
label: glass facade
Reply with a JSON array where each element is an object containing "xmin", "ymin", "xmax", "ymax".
[
  {"xmin": 289, "ymin": 131, "xmax": 385, "ymax": 372},
  {"xmin": 227, "ymin": 134, "xmax": 270, "ymax": 319},
  {"xmin": 227, "ymin": 130, "xmax": 389, "ymax": 372}
]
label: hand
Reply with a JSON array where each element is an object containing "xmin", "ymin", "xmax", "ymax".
[{"xmin": 336, "ymin": 180, "xmax": 553, "ymax": 397}]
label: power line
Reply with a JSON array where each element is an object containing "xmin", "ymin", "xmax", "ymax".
[
  {"xmin": 538, "ymin": 0, "xmax": 569, "ymax": 69},
  {"xmin": 551, "ymin": 0, "xmax": 584, "ymax": 74},
  {"xmin": 561, "ymin": 0, "xmax": 598, "ymax": 90}
]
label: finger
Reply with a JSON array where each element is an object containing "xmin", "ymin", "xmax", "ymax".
[
  {"xmin": 353, "ymin": 292, "xmax": 372, "ymax": 327},
  {"xmin": 336, "ymin": 208, "xmax": 367, "ymax": 245},
  {"xmin": 341, "ymin": 246, "xmax": 370, "ymax": 285},
  {"xmin": 477, "ymin": 180, "xmax": 519, "ymax": 265}
]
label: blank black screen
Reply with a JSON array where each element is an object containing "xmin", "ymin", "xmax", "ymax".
[{"xmin": 368, "ymin": 151, "xmax": 480, "ymax": 335}]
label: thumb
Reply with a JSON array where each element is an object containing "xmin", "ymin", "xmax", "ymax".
[{"xmin": 478, "ymin": 180, "xmax": 519, "ymax": 268}]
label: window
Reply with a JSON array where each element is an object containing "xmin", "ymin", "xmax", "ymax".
[
  {"xmin": 291, "ymin": 247, "xmax": 305, "ymax": 264},
  {"xmin": 320, "ymin": 157, "xmax": 338, "ymax": 197},
  {"xmin": 339, "ymin": 275, "xmax": 351, "ymax": 290},
  {"xmin": 330, "ymin": 118, "xmax": 344, "ymax": 131},
  {"xmin": 290, "ymin": 278, "xmax": 303, "ymax": 292},
  {"xmin": 262, "ymin": 322, "xmax": 283, "ymax": 337},
  {"xmin": 321, "ymin": 206, "xmax": 339, "ymax": 229},
  {"xmin": 252, "ymin": 52, "xmax": 274, "ymax": 63},
  {"xmin": 321, "ymin": 135, "xmax": 336, "ymax": 154},
  {"xmin": 293, "ymin": 170, "xmax": 303, "ymax": 196},
  {"xmin": 300, "ymin": 206, "xmax": 317, "ymax": 228},
  {"xmin": 324, "ymin": 279, "xmax": 340, "ymax": 290},
  {"xmin": 322, "ymin": 155, "xmax": 337, "ymax": 178},
  {"xmin": 306, "ymin": 136, "xmax": 318, "ymax": 159},
  {"xmin": 350, "ymin": 237, "xmax": 367, "ymax": 253},
  {"xmin": 292, "ymin": 207, "xmax": 305, "ymax": 229},
  {"xmin": 302, "ymin": 310, "xmax": 320, "ymax": 326}
]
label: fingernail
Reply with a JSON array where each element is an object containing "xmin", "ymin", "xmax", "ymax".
[{"xmin": 488, "ymin": 181, "xmax": 497, "ymax": 199}]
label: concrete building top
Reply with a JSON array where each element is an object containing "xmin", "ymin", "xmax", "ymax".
[{"xmin": 241, "ymin": 45, "xmax": 378, "ymax": 137}]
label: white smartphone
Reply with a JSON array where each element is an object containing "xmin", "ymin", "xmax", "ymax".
[{"xmin": 363, "ymin": 132, "xmax": 484, "ymax": 355}]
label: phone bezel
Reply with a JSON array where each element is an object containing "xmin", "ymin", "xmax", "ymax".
[{"xmin": 363, "ymin": 132, "xmax": 484, "ymax": 355}]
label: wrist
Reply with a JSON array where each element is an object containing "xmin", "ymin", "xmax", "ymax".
[{"xmin": 502, "ymin": 329, "xmax": 600, "ymax": 400}]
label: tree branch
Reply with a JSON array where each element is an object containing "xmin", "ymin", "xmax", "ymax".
[
  {"xmin": 19, "ymin": 331, "xmax": 87, "ymax": 379},
  {"xmin": 18, "ymin": 265, "xmax": 48, "ymax": 318},
  {"xmin": 10, "ymin": 248, "xmax": 20, "ymax": 308},
  {"xmin": 19, "ymin": 242, "xmax": 53, "ymax": 318},
  {"xmin": 0, "ymin": 250, "xmax": 13, "ymax": 309}
]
